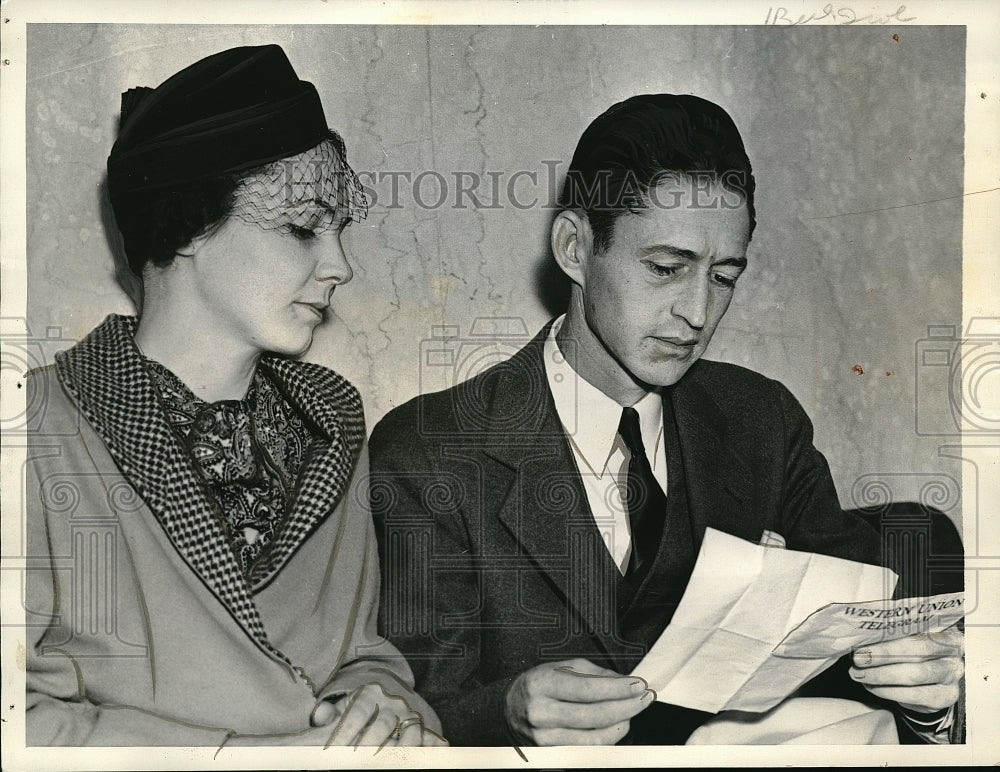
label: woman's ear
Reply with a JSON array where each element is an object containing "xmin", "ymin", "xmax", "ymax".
[
  {"xmin": 550, "ymin": 209, "xmax": 593, "ymax": 289},
  {"xmin": 178, "ymin": 215, "xmax": 232, "ymax": 260},
  {"xmin": 175, "ymin": 227, "xmax": 214, "ymax": 259}
]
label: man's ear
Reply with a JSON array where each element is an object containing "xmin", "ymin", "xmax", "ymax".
[{"xmin": 550, "ymin": 209, "xmax": 593, "ymax": 288}]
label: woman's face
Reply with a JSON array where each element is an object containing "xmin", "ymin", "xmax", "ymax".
[{"xmin": 187, "ymin": 211, "xmax": 354, "ymax": 358}]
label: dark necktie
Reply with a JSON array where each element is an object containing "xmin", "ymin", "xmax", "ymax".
[{"xmin": 618, "ymin": 406, "xmax": 667, "ymax": 580}]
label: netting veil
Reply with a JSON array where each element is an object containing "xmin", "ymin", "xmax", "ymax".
[{"xmin": 229, "ymin": 135, "xmax": 369, "ymax": 235}]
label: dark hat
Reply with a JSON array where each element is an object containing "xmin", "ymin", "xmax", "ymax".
[{"xmin": 106, "ymin": 44, "xmax": 329, "ymax": 205}]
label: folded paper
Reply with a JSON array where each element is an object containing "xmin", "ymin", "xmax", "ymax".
[
  {"xmin": 774, "ymin": 592, "xmax": 964, "ymax": 658},
  {"xmin": 631, "ymin": 528, "xmax": 965, "ymax": 714}
]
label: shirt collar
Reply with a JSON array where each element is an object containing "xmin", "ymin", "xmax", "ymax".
[{"xmin": 544, "ymin": 315, "xmax": 663, "ymax": 477}]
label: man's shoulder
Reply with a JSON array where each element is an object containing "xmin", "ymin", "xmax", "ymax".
[
  {"xmin": 371, "ymin": 332, "xmax": 546, "ymax": 456},
  {"xmin": 680, "ymin": 358, "xmax": 805, "ymax": 427},
  {"xmin": 373, "ymin": 357, "xmax": 531, "ymax": 435},
  {"xmin": 686, "ymin": 358, "xmax": 787, "ymax": 395},
  {"xmin": 370, "ymin": 384, "xmax": 461, "ymax": 450}
]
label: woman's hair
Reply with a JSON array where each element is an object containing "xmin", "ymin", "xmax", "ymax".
[{"xmin": 115, "ymin": 174, "xmax": 241, "ymax": 275}]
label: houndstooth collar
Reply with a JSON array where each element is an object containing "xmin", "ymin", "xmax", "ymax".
[{"xmin": 54, "ymin": 314, "xmax": 365, "ymax": 652}]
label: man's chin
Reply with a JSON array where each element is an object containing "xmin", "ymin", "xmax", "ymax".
[{"xmin": 635, "ymin": 360, "xmax": 697, "ymax": 389}]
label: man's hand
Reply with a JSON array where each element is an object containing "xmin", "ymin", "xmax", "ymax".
[
  {"xmin": 311, "ymin": 683, "xmax": 448, "ymax": 748},
  {"xmin": 504, "ymin": 658, "xmax": 655, "ymax": 746},
  {"xmin": 849, "ymin": 625, "xmax": 964, "ymax": 713}
]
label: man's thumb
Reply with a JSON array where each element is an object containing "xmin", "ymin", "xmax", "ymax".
[{"xmin": 310, "ymin": 698, "xmax": 340, "ymax": 727}]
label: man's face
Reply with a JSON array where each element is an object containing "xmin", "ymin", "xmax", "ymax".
[{"xmin": 577, "ymin": 178, "xmax": 750, "ymax": 388}]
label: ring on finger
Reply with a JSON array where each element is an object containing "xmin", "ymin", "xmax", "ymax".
[{"xmin": 398, "ymin": 716, "xmax": 424, "ymax": 734}]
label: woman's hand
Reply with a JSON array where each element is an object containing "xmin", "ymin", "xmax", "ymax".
[{"xmin": 310, "ymin": 683, "xmax": 448, "ymax": 748}]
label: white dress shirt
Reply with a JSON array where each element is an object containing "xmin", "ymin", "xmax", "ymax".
[{"xmin": 543, "ymin": 315, "xmax": 666, "ymax": 574}]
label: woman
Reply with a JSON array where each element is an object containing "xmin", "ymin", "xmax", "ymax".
[{"xmin": 25, "ymin": 44, "xmax": 443, "ymax": 748}]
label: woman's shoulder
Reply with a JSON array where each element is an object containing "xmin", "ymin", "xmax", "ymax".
[{"xmin": 25, "ymin": 363, "xmax": 83, "ymax": 438}]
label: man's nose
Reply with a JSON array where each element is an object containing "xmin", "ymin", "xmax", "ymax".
[
  {"xmin": 671, "ymin": 271, "xmax": 710, "ymax": 330},
  {"xmin": 316, "ymin": 233, "xmax": 354, "ymax": 285}
]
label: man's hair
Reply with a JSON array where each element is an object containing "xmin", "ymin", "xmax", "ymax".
[{"xmin": 559, "ymin": 94, "xmax": 756, "ymax": 253}]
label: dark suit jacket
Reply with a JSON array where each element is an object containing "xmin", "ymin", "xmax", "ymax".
[{"xmin": 369, "ymin": 324, "xmax": 888, "ymax": 746}]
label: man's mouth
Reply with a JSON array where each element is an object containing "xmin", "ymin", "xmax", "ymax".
[
  {"xmin": 653, "ymin": 336, "xmax": 698, "ymax": 348},
  {"xmin": 649, "ymin": 337, "xmax": 700, "ymax": 360}
]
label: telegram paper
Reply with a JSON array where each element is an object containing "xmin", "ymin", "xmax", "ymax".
[{"xmin": 629, "ymin": 528, "xmax": 959, "ymax": 714}]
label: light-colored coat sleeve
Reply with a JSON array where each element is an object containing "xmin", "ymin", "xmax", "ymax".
[
  {"xmin": 255, "ymin": 441, "xmax": 442, "ymax": 734},
  {"xmin": 24, "ymin": 420, "xmax": 237, "ymax": 746}
]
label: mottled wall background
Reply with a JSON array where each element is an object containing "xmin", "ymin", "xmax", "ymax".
[{"xmin": 26, "ymin": 24, "xmax": 965, "ymax": 525}]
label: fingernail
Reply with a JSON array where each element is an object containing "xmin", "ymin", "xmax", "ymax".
[
  {"xmin": 630, "ymin": 677, "xmax": 648, "ymax": 691},
  {"xmin": 640, "ymin": 688, "xmax": 656, "ymax": 702}
]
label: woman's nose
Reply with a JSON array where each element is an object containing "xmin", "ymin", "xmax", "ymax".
[{"xmin": 316, "ymin": 232, "xmax": 354, "ymax": 285}]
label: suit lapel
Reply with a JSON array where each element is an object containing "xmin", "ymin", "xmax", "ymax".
[
  {"xmin": 481, "ymin": 327, "xmax": 636, "ymax": 660},
  {"xmin": 669, "ymin": 368, "xmax": 759, "ymax": 545},
  {"xmin": 457, "ymin": 327, "xmax": 761, "ymax": 659}
]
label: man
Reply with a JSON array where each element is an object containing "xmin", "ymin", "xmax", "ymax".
[{"xmin": 369, "ymin": 94, "xmax": 963, "ymax": 745}]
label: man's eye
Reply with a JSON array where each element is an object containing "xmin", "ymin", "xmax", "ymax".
[
  {"xmin": 712, "ymin": 272, "xmax": 740, "ymax": 289},
  {"xmin": 648, "ymin": 263, "xmax": 681, "ymax": 278},
  {"xmin": 289, "ymin": 224, "xmax": 317, "ymax": 241}
]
